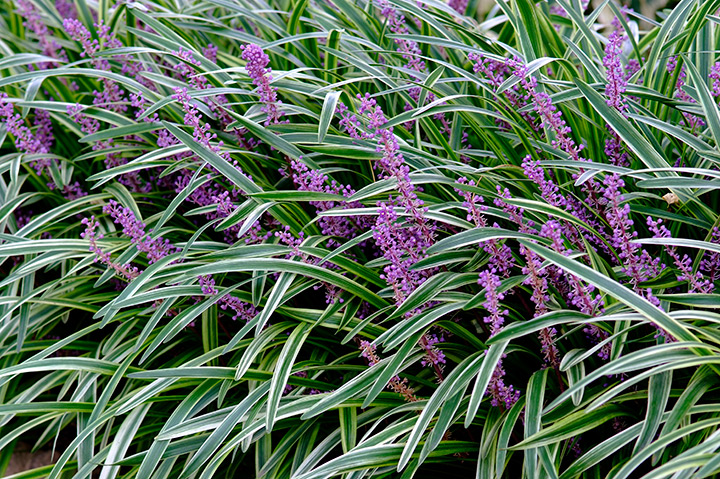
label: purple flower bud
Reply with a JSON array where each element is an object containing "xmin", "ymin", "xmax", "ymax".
[{"xmin": 487, "ymin": 358, "xmax": 520, "ymax": 409}]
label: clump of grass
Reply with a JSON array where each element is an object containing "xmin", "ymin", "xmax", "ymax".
[{"xmin": 1, "ymin": 0, "xmax": 720, "ymax": 477}]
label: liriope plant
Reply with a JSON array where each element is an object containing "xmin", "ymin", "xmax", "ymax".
[{"xmin": 2, "ymin": 0, "xmax": 720, "ymax": 477}]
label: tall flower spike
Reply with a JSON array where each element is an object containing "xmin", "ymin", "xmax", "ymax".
[
  {"xmin": 603, "ymin": 18, "xmax": 631, "ymax": 167},
  {"xmin": 603, "ymin": 175, "xmax": 663, "ymax": 301},
  {"xmin": 377, "ymin": 1, "xmax": 454, "ymax": 136},
  {"xmin": 478, "ymin": 270, "xmax": 507, "ymax": 336},
  {"xmin": 469, "ymin": 53, "xmax": 536, "ymax": 131},
  {"xmin": 508, "ymin": 58, "xmax": 586, "ymax": 163},
  {"xmin": 63, "ymin": 19, "xmax": 127, "ymax": 112},
  {"xmin": 342, "ymin": 94, "xmax": 435, "ymax": 305},
  {"xmin": 540, "ymin": 220, "xmax": 609, "ymax": 358},
  {"xmin": 1, "ymin": 94, "xmax": 57, "ymax": 178},
  {"xmin": 454, "ymin": 177, "xmax": 488, "ymax": 227},
  {"xmin": 478, "ymin": 269, "xmax": 520, "ymax": 408},
  {"xmin": 241, "ymin": 44, "xmax": 285, "ymax": 125},
  {"xmin": 457, "ymin": 182, "xmax": 517, "ymax": 276}
]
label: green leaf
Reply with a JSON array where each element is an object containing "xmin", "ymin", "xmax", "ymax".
[
  {"xmin": 162, "ymin": 121, "xmax": 261, "ymax": 194},
  {"xmin": 574, "ymin": 79, "xmax": 672, "ymax": 172},
  {"xmin": 266, "ymin": 323, "xmax": 312, "ymax": 430},
  {"xmin": 339, "ymin": 407, "xmax": 357, "ymax": 453},
  {"xmin": 226, "ymin": 115, "xmax": 304, "ymax": 160},
  {"xmin": 318, "ymin": 91, "xmax": 341, "ymax": 143},
  {"xmin": 398, "ymin": 351, "xmax": 485, "ymax": 470},
  {"xmin": 428, "ymin": 228, "xmax": 543, "ymax": 254}
]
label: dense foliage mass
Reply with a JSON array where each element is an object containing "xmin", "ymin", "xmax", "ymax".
[{"xmin": 2, "ymin": 0, "xmax": 720, "ymax": 477}]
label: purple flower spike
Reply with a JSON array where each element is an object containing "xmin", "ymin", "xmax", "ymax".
[
  {"xmin": 603, "ymin": 175, "xmax": 663, "ymax": 297},
  {"xmin": 241, "ymin": 44, "xmax": 285, "ymax": 125},
  {"xmin": 667, "ymin": 56, "xmax": 705, "ymax": 130},
  {"xmin": 603, "ymin": 18, "xmax": 631, "ymax": 167},
  {"xmin": 0, "ymin": 94, "xmax": 58, "ymax": 179},
  {"xmin": 478, "ymin": 270, "xmax": 507, "ymax": 336},
  {"xmin": 359, "ymin": 340, "xmax": 418, "ymax": 402},
  {"xmin": 103, "ymin": 200, "xmax": 180, "ymax": 264},
  {"xmin": 487, "ymin": 359, "xmax": 520, "ymax": 409},
  {"xmin": 81, "ymin": 216, "xmax": 141, "ymax": 281},
  {"xmin": 522, "ymin": 156, "xmax": 567, "ymax": 209},
  {"xmin": 508, "ymin": 58, "xmax": 586, "ymax": 163},
  {"xmin": 603, "ymin": 18, "xmax": 628, "ymax": 113},
  {"xmin": 17, "ymin": 0, "xmax": 67, "ymax": 68},
  {"xmin": 454, "ymin": 177, "xmax": 488, "ymax": 226}
]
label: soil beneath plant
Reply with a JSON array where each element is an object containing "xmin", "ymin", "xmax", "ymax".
[{"xmin": 5, "ymin": 442, "xmax": 59, "ymax": 476}]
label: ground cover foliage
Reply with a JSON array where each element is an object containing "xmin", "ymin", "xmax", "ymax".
[{"xmin": 2, "ymin": 0, "xmax": 720, "ymax": 477}]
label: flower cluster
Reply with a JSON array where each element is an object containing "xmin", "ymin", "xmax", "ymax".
[
  {"xmin": 700, "ymin": 227, "xmax": 720, "ymax": 283},
  {"xmin": 419, "ymin": 334, "xmax": 446, "ymax": 368},
  {"xmin": 378, "ymin": 0, "xmax": 426, "ymax": 79},
  {"xmin": 359, "ymin": 340, "xmax": 418, "ymax": 402},
  {"xmin": 81, "ymin": 217, "xmax": 141, "ymax": 281},
  {"xmin": 468, "ymin": 53, "xmax": 536, "ymax": 130},
  {"xmin": 63, "ymin": 19, "xmax": 127, "ymax": 112},
  {"xmin": 339, "ymin": 94, "xmax": 435, "ymax": 305},
  {"xmin": 648, "ymin": 217, "xmax": 713, "ymax": 294},
  {"xmin": 377, "ymin": 1, "xmax": 454, "ymax": 135},
  {"xmin": 16, "ymin": 0, "xmax": 67, "ymax": 69},
  {"xmin": 449, "ymin": 0, "xmax": 468, "ymax": 14},
  {"xmin": 103, "ymin": 200, "xmax": 180, "ymax": 264},
  {"xmin": 478, "ymin": 270, "xmax": 507, "ymax": 335},
  {"xmin": 287, "ymin": 159, "xmax": 366, "ymax": 246},
  {"xmin": 0, "ymin": 94, "xmax": 58, "ymax": 181},
  {"xmin": 540, "ymin": 220, "xmax": 610, "ymax": 358},
  {"xmin": 478, "ymin": 269, "xmax": 520, "ymax": 407},
  {"xmin": 603, "ymin": 175, "xmax": 664, "ymax": 304},
  {"xmin": 454, "ymin": 178, "xmax": 514, "ymax": 276},
  {"xmin": 487, "ymin": 360, "xmax": 521, "ymax": 409},
  {"xmin": 508, "ymin": 58, "xmax": 587, "ymax": 163},
  {"xmin": 454, "ymin": 177, "xmax": 488, "ymax": 227}
]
